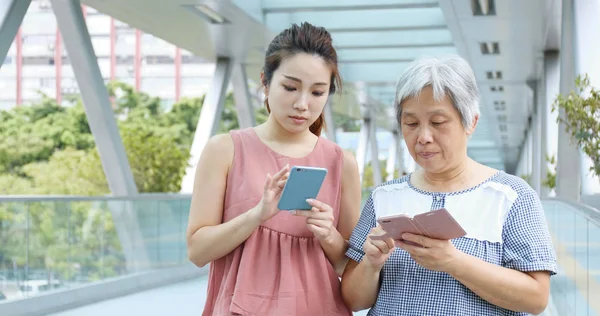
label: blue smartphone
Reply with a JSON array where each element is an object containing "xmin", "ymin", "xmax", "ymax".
[{"xmin": 277, "ymin": 166, "xmax": 328, "ymax": 211}]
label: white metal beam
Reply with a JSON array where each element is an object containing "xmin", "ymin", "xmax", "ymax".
[
  {"xmin": 231, "ymin": 63, "xmax": 256, "ymax": 129},
  {"xmin": 181, "ymin": 57, "xmax": 233, "ymax": 193},
  {"xmin": 0, "ymin": 0, "xmax": 31, "ymax": 68},
  {"xmin": 51, "ymin": 0, "xmax": 147, "ymax": 273},
  {"xmin": 51, "ymin": 0, "xmax": 137, "ymax": 196}
]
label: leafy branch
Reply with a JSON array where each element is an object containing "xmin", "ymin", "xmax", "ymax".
[{"xmin": 552, "ymin": 74, "xmax": 600, "ymax": 180}]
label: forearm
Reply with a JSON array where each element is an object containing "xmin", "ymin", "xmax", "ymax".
[
  {"xmin": 450, "ymin": 253, "xmax": 548, "ymax": 314},
  {"xmin": 319, "ymin": 229, "xmax": 350, "ymax": 275},
  {"xmin": 188, "ymin": 207, "xmax": 261, "ymax": 267},
  {"xmin": 341, "ymin": 259, "xmax": 381, "ymax": 311}
]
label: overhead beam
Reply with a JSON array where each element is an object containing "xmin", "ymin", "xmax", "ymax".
[
  {"xmin": 0, "ymin": 0, "xmax": 31, "ymax": 68},
  {"xmin": 339, "ymin": 62, "xmax": 410, "ymax": 83},
  {"xmin": 328, "ymin": 25, "xmax": 446, "ymax": 33},
  {"xmin": 337, "ymin": 46, "xmax": 457, "ymax": 62},
  {"xmin": 340, "ymin": 58, "xmax": 414, "ymax": 64},
  {"xmin": 262, "ymin": 0, "xmax": 439, "ymax": 13},
  {"xmin": 336, "ymin": 43, "xmax": 454, "ymax": 50},
  {"xmin": 265, "ymin": 8, "xmax": 446, "ymax": 32},
  {"xmin": 332, "ymin": 29, "xmax": 453, "ymax": 48}
]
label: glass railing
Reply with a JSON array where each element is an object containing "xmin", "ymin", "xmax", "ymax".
[
  {"xmin": 542, "ymin": 198, "xmax": 600, "ymax": 316},
  {"xmin": 0, "ymin": 194, "xmax": 192, "ymax": 302}
]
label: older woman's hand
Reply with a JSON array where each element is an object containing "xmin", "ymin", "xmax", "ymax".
[
  {"xmin": 362, "ymin": 226, "xmax": 396, "ymax": 270},
  {"xmin": 397, "ymin": 233, "xmax": 464, "ymax": 273}
]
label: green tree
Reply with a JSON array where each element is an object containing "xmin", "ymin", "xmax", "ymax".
[
  {"xmin": 553, "ymin": 74, "xmax": 600, "ymax": 179},
  {"xmin": 120, "ymin": 125, "xmax": 189, "ymax": 193},
  {"xmin": 22, "ymin": 148, "xmax": 107, "ymax": 196},
  {"xmin": 0, "ymin": 95, "xmax": 94, "ymax": 175}
]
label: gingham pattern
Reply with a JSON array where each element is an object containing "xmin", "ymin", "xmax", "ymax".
[{"xmin": 346, "ymin": 172, "xmax": 558, "ymax": 316}]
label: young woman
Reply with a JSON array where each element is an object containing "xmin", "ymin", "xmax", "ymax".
[{"xmin": 186, "ymin": 22, "xmax": 361, "ymax": 316}]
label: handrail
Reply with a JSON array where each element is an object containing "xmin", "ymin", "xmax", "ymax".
[
  {"xmin": 543, "ymin": 197, "xmax": 600, "ymax": 227},
  {"xmin": 0, "ymin": 193, "xmax": 193, "ymax": 203}
]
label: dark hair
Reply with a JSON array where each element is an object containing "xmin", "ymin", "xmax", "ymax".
[{"xmin": 261, "ymin": 22, "xmax": 342, "ymax": 136}]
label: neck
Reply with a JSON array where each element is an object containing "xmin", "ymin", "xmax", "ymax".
[
  {"xmin": 422, "ymin": 158, "xmax": 472, "ymax": 188},
  {"xmin": 261, "ymin": 116, "xmax": 314, "ymax": 143}
]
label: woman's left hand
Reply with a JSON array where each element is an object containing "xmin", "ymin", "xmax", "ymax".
[
  {"xmin": 397, "ymin": 233, "xmax": 465, "ymax": 273},
  {"xmin": 293, "ymin": 199, "xmax": 336, "ymax": 242}
]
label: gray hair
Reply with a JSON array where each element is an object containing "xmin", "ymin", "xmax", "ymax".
[{"xmin": 394, "ymin": 55, "xmax": 480, "ymax": 128}]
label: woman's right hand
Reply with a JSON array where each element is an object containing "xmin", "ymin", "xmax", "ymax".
[
  {"xmin": 252, "ymin": 164, "xmax": 290, "ymax": 223},
  {"xmin": 363, "ymin": 226, "xmax": 396, "ymax": 270}
]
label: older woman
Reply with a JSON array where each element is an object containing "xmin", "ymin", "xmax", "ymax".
[{"xmin": 341, "ymin": 56, "xmax": 557, "ymax": 316}]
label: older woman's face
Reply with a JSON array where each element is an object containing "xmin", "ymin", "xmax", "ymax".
[{"xmin": 400, "ymin": 86, "xmax": 475, "ymax": 174}]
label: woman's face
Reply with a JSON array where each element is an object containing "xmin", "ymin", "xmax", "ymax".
[
  {"xmin": 400, "ymin": 86, "xmax": 477, "ymax": 174},
  {"xmin": 264, "ymin": 53, "xmax": 331, "ymax": 134}
]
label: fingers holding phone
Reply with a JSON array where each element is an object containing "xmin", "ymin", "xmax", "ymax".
[
  {"xmin": 363, "ymin": 226, "xmax": 395, "ymax": 270},
  {"xmin": 293, "ymin": 199, "xmax": 336, "ymax": 241},
  {"xmin": 277, "ymin": 170, "xmax": 290, "ymax": 189}
]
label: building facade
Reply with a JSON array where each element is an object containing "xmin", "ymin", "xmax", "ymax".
[{"xmin": 0, "ymin": 0, "xmax": 220, "ymax": 110}]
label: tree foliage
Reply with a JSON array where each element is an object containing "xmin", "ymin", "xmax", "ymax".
[{"xmin": 553, "ymin": 74, "xmax": 600, "ymax": 179}]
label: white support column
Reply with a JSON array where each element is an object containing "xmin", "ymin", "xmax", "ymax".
[
  {"xmin": 369, "ymin": 116, "xmax": 382, "ymax": 187},
  {"xmin": 181, "ymin": 57, "xmax": 233, "ymax": 193},
  {"xmin": 51, "ymin": 0, "xmax": 148, "ymax": 272},
  {"xmin": 231, "ymin": 63, "xmax": 256, "ymax": 129},
  {"xmin": 356, "ymin": 118, "xmax": 370, "ymax": 183},
  {"xmin": 531, "ymin": 82, "xmax": 542, "ymax": 194},
  {"xmin": 386, "ymin": 130, "xmax": 400, "ymax": 182},
  {"xmin": 51, "ymin": 0, "xmax": 137, "ymax": 196},
  {"xmin": 323, "ymin": 100, "xmax": 336, "ymax": 142},
  {"xmin": 0, "ymin": 0, "xmax": 30, "ymax": 67},
  {"xmin": 556, "ymin": 0, "xmax": 581, "ymax": 201},
  {"xmin": 542, "ymin": 51, "xmax": 560, "ymax": 197}
]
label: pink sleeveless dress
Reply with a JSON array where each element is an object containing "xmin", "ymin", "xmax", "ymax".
[{"xmin": 202, "ymin": 128, "xmax": 352, "ymax": 316}]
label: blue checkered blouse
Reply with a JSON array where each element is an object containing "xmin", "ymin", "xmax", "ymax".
[{"xmin": 346, "ymin": 171, "xmax": 558, "ymax": 316}]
